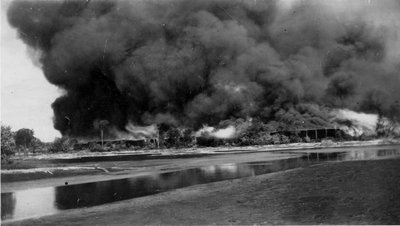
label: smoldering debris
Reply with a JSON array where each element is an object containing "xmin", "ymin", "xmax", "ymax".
[{"xmin": 7, "ymin": 0, "xmax": 400, "ymax": 138}]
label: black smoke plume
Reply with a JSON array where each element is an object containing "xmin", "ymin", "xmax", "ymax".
[{"xmin": 7, "ymin": 0, "xmax": 400, "ymax": 137}]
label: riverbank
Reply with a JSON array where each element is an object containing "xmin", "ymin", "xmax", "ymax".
[
  {"xmin": 4, "ymin": 157, "xmax": 400, "ymax": 225},
  {"xmin": 2, "ymin": 139, "xmax": 399, "ymax": 191},
  {"xmin": 5, "ymin": 138, "xmax": 400, "ymax": 163}
]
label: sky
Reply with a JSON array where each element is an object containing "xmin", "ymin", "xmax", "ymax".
[{"xmin": 1, "ymin": 1, "xmax": 61, "ymax": 142}]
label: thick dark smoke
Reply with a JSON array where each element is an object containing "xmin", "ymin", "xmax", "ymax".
[{"xmin": 7, "ymin": 0, "xmax": 400, "ymax": 137}]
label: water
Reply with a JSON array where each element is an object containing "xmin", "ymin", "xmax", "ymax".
[{"xmin": 2, "ymin": 147, "xmax": 400, "ymax": 222}]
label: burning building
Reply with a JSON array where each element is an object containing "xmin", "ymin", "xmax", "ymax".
[{"xmin": 6, "ymin": 0, "xmax": 400, "ymax": 141}]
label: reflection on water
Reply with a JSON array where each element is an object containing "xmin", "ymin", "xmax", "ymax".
[
  {"xmin": 347, "ymin": 148, "xmax": 400, "ymax": 160},
  {"xmin": 2, "ymin": 147, "xmax": 399, "ymax": 221},
  {"xmin": 1, "ymin": 193, "xmax": 16, "ymax": 220}
]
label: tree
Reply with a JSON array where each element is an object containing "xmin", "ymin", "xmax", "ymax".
[
  {"xmin": 14, "ymin": 128, "xmax": 34, "ymax": 148},
  {"xmin": 1, "ymin": 125, "xmax": 15, "ymax": 161},
  {"xmin": 94, "ymin": 120, "xmax": 109, "ymax": 147},
  {"xmin": 164, "ymin": 127, "xmax": 181, "ymax": 148},
  {"xmin": 180, "ymin": 128, "xmax": 194, "ymax": 147},
  {"xmin": 48, "ymin": 137, "xmax": 71, "ymax": 153},
  {"xmin": 30, "ymin": 137, "xmax": 44, "ymax": 153}
]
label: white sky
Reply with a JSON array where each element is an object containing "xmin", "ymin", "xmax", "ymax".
[{"xmin": 1, "ymin": 1, "xmax": 61, "ymax": 142}]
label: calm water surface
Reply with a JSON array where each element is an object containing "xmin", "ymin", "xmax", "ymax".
[{"xmin": 2, "ymin": 147, "xmax": 399, "ymax": 222}]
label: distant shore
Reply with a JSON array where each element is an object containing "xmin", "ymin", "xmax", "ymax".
[{"xmin": 7, "ymin": 138, "xmax": 400, "ymax": 161}]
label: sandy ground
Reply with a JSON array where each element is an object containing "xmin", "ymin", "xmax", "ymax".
[{"xmin": 3, "ymin": 158, "xmax": 400, "ymax": 225}]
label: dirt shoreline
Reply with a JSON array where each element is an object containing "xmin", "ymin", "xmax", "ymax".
[
  {"xmin": 1, "ymin": 151, "xmax": 296, "ymax": 192},
  {"xmin": 7, "ymin": 138, "xmax": 400, "ymax": 161},
  {"xmin": 4, "ymin": 158, "xmax": 400, "ymax": 225},
  {"xmin": 2, "ymin": 141, "xmax": 400, "ymax": 192}
]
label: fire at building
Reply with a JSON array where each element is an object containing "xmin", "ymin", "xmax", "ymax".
[{"xmin": 6, "ymin": 0, "xmax": 400, "ymax": 148}]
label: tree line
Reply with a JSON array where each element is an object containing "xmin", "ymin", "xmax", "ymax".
[{"xmin": 1, "ymin": 125, "xmax": 41, "ymax": 161}]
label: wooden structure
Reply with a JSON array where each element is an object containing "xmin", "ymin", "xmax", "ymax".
[{"xmin": 270, "ymin": 128, "xmax": 346, "ymax": 140}]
